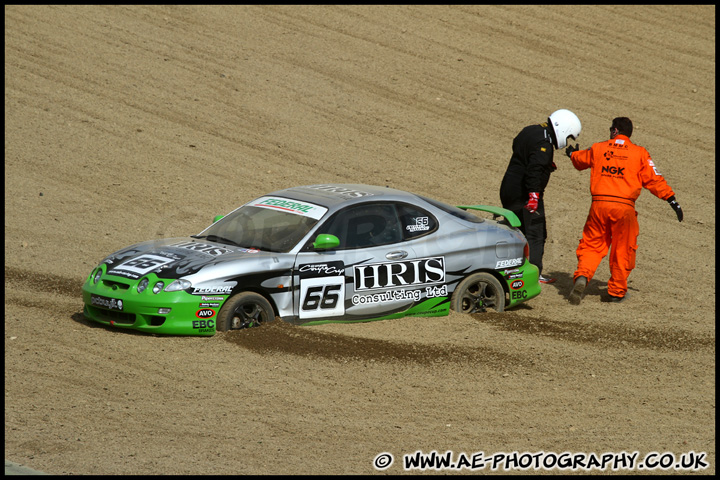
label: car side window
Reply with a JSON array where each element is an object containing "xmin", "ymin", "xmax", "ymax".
[
  {"xmin": 397, "ymin": 203, "xmax": 438, "ymax": 240},
  {"xmin": 318, "ymin": 203, "xmax": 402, "ymax": 249}
]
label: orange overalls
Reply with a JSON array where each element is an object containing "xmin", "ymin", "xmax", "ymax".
[{"xmin": 570, "ymin": 135, "xmax": 675, "ymax": 298}]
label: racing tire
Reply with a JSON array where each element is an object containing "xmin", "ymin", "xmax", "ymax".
[
  {"xmin": 451, "ymin": 272, "xmax": 506, "ymax": 313},
  {"xmin": 216, "ymin": 292, "xmax": 275, "ymax": 331}
]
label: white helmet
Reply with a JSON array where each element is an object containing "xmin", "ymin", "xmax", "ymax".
[{"xmin": 548, "ymin": 109, "xmax": 581, "ymax": 149}]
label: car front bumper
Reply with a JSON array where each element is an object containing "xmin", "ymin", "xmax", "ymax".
[{"xmin": 81, "ymin": 271, "xmax": 224, "ymax": 336}]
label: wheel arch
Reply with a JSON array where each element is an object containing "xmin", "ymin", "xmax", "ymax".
[
  {"xmin": 457, "ymin": 268, "xmax": 509, "ymax": 295},
  {"xmin": 227, "ymin": 285, "xmax": 279, "ymax": 318}
]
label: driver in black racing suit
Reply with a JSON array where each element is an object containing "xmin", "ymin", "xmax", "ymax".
[{"xmin": 499, "ymin": 109, "xmax": 582, "ymax": 284}]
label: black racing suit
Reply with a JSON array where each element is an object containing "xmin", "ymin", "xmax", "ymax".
[{"xmin": 499, "ymin": 122, "xmax": 556, "ymax": 276}]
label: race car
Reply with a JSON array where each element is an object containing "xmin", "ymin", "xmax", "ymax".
[{"xmin": 82, "ymin": 184, "xmax": 541, "ymax": 335}]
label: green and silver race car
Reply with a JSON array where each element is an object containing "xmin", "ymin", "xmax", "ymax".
[{"xmin": 82, "ymin": 184, "xmax": 541, "ymax": 335}]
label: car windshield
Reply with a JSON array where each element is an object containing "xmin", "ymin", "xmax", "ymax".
[{"xmin": 196, "ymin": 196, "xmax": 327, "ymax": 253}]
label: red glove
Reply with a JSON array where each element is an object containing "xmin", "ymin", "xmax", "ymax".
[{"xmin": 524, "ymin": 192, "xmax": 539, "ymax": 213}]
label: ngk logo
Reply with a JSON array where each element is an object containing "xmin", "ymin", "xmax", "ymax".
[{"xmin": 601, "ymin": 166, "xmax": 625, "ymax": 175}]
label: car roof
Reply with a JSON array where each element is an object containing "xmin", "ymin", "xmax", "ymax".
[{"xmin": 266, "ymin": 184, "xmax": 426, "ymax": 210}]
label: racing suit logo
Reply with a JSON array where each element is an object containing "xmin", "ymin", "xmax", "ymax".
[{"xmin": 602, "ymin": 166, "xmax": 625, "ymax": 176}]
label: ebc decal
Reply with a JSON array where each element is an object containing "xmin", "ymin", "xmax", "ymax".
[
  {"xmin": 511, "ymin": 290, "xmax": 529, "ymax": 301},
  {"xmin": 299, "ymin": 261, "xmax": 345, "ymax": 319},
  {"xmin": 192, "ymin": 319, "xmax": 215, "ymax": 332},
  {"xmin": 108, "ymin": 254, "xmax": 176, "ymax": 279}
]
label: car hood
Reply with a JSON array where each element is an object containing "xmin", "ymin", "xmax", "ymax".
[{"xmin": 100, "ymin": 237, "xmax": 278, "ymax": 280}]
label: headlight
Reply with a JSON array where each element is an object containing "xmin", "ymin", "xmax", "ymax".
[
  {"xmin": 152, "ymin": 281, "xmax": 165, "ymax": 294},
  {"xmin": 93, "ymin": 269, "xmax": 103, "ymax": 284},
  {"xmin": 164, "ymin": 279, "xmax": 191, "ymax": 292},
  {"xmin": 137, "ymin": 277, "xmax": 149, "ymax": 293}
]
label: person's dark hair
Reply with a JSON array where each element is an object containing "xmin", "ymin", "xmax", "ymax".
[{"xmin": 611, "ymin": 117, "xmax": 633, "ymax": 137}]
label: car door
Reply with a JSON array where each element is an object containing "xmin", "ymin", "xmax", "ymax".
[{"xmin": 293, "ymin": 202, "xmax": 423, "ymax": 322}]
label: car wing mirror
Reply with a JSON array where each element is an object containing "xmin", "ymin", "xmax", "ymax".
[{"xmin": 313, "ymin": 234, "xmax": 340, "ymax": 250}]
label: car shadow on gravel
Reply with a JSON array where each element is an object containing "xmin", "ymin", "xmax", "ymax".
[{"xmin": 69, "ymin": 312, "xmax": 165, "ymax": 337}]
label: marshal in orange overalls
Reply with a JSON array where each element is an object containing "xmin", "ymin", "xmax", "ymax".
[{"xmin": 570, "ymin": 135, "xmax": 675, "ymax": 298}]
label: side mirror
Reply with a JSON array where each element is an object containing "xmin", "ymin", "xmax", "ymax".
[
  {"xmin": 312, "ymin": 234, "xmax": 340, "ymax": 250},
  {"xmin": 213, "ymin": 215, "xmax": 224, "ymax": 223}
]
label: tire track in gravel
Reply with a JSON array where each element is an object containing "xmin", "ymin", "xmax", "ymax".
[
  {"xmin": 220, "ymin": 319, "xmax": 527, "ymax": 368},
  {"xmin": 4, "ymin": 266, "xmax": 83, "ymax": 298},
  {"xmin": 221, "ymin": 307, "xmax": 713, "ymax": 368},
  {"xmin": 474, "ymin": 312, "xmax": 715, "ymax": 353}
]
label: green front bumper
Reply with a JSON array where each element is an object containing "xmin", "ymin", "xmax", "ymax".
[{"xmin": 82, "ymin": 271, "xmax": 223, "ymax": 336}]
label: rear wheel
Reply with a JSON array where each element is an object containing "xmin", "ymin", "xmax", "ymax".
[
  {"xmin": 216, "ymin": 292, "xmax": 275, "ymax": 331},
  {"xmin": 451, "ymin": 272, "xmax": 505, "ymax": 313}
]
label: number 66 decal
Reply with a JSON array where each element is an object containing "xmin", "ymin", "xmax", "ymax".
[{"xmin": 299, "ymin": 277, "xmax": 345, "ymax": 319}]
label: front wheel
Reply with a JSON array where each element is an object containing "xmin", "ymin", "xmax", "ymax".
[
  {"xmin": 451, "ymin": 272, "xmax": 506, "ymax": 313},
  {"xmin": 216, "ymin": 292, "xmax": 275, "ymax": 331}
]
